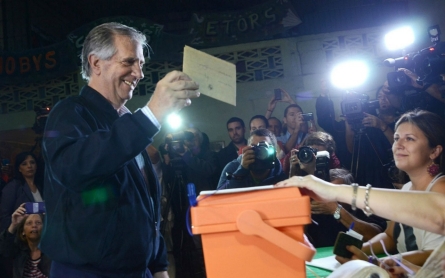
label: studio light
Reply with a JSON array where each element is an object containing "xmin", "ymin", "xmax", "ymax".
[
  {"xmin": 330, "ymin": 60, "xmax": 369, "ymax": 89},
  {"xmin": 167, "ymin": 113, "xmax": 182, "ymax": 130},
  {"xmin": 384, "ymin": 26, "xmax": 415, "ymax": 50}
]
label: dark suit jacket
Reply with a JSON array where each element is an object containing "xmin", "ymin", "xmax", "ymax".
[{"xmin": 40, "ymin": 86, "xmax": 167, "ymax": 277}]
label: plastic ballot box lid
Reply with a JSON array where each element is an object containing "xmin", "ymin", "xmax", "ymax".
[{"xmin": 190, "ymin": 185, "xmax": 316, "ymax": 278}]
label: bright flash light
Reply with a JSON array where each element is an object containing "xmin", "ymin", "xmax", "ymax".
[
  {"xmin": 384, "ymin": 26, "xmax": 415, "ymax": 50},
  {"xmin": 167, "ymin": 113, "xmax": 182, "ymax": 130},
  {"xmin": 330, "ymin": 61, "xmax": 369, "ymax": 89}
]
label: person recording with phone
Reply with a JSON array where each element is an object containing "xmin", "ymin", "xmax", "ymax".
[
  {"xmin": 218, "ymin": 128, "xmax": 286, "ymax": 189},
  {"xmin": 0, "ymin": 204, "xmax": 51, "ymax": 278},
  {"xmin": 276, "ymin": 105, "xmax": 317, "ymax": 175},
  {"xmin": 264, "ymin": 88, "xmax": 296, "ymax": 120},
  {"xmin": 277, "ymin": 104, "xmax": 316, "ymax": 155},
  {"xmin": 0, "ymin": 152, "xmax": 43, "ymax": 231},
  {"xmin": 342, "ymin": 85, "xmax": 400, "ymax": 190}
]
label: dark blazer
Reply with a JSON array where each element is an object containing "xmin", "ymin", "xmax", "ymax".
[
  {"xmin": 0, "ymin": 179, "xmax": 43, "ymax": 231},
  {"xmin": 40, "ymin": 86, "xmax": 167, "ymax": 277}
]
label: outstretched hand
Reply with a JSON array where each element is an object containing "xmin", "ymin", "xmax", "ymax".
[
  {"xmin": 274, "ymin": 175, "xmax": 338, "ymax": 202},
  {"xmin": 147, "ymin": 70, "xmax": 200, "ymax": 122}
]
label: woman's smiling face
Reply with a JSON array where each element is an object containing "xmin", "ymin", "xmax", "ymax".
[{"xmin": 393, "ymin": 122, "xmax": 436, "ymax": 174}]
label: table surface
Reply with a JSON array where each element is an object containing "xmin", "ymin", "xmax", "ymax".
[{"xmin": 306, "ymin": 247, "xmax": 334, "ymax": 278}]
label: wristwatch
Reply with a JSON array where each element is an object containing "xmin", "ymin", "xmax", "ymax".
[{"xmin": 333, "ymin": 204, "xmax": 342, "ymax": 220}]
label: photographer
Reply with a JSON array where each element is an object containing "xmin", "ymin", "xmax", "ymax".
[
  {"xmin": 277, "ymin": 104, "xmax": 316, "ymax": 155},
  {"xmin": 317, "ymin": 84, "xmax": 397, "ymax": 189},
  {"xmin": 0, "ymin": 204, "xmax": 51, "ymax": 278},
  {"xmin": 264, "ymin": 88, "xmax": 296, "ymax": 120},
  {"xmin": 344, "ymin": 85, "xmax": 399, "ymax": 151},
  {"xmin": 217, "ymin": 129, "xmax": 286, "ymax": 189},
  {"xmin": 288, "ymin": 131, "xmax": 340, "ymax": 179},
  {"xmin": 386, "ymin": 68, "xmax": 445, "ymax": 118},
  {"xmin": 288, "ymin": 133, "xmax": 386, "ymax": 247},
  {"xmin": 161, "ymin": 127, "xmax": 217, "ymax": 278}
]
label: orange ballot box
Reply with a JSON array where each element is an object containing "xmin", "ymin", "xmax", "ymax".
[{"xmin": 190, "ymin": 185, "xmax": 316, "ymax": 278}]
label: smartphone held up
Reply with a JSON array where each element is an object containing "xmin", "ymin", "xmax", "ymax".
[
  {"xmin": 274, "ymin": 88, "xmax": 282, "ymax": 100},
  {"xmin": 24, "ymin": 202, "xmax": 46, "ymax": 214}
]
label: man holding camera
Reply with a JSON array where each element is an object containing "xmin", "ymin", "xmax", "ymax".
[
  {"xmin": 161, "ymin": 127, "xmax": 217, "ymax": 278},
  {"xmin": 277, "ymin": 104, "xmax": 316, "ymax": 154},
  {"xmin": 386, "ymin": 68, "xmax": 445, "ymax": 119},
  {"xmin": 315, "ymin": 80, "xmax": 399, "ymax": 188},
  {"xmin": 218, "ymin": 129, "xmax": 286, "ymax": 189}
]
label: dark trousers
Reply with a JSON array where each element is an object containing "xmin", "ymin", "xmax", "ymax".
[{"xmin": 50, "ymin": 261, "xmax": 153, "ymax": 278}]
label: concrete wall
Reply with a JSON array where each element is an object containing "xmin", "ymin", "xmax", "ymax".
[
  {"xmin": 1, "ymin": 0, "xmax": 444, "ymax": 150},
  {"xmin": 147, "ymin": 27, "xmax": 393, "ymax": 149}
]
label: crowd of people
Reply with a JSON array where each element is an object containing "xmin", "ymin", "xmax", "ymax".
[{"xmin": 1, "ymin": 21, "xmax": 445, "ymax": 278}]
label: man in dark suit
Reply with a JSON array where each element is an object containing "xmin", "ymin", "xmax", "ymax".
[{"xmin": 40, "ymin": 22, "xmax": 199, "ymax": 278}]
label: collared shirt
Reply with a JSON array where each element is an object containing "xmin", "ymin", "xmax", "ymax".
[{"xmin": 118, "ymin": 105, "xmax": 156, "ymax": 174}]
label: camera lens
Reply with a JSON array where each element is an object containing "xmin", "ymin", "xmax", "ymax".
[
  {"xmin": 298, "ymin": 146, "xmax": 316, "ymax": 164},
  {"xmin": 249, "ymin": 141, "xmax": 276, "ymax": 171},
  {"xmin": 255, "ymin": 148, "xmax": 269, "ymax": 160}
]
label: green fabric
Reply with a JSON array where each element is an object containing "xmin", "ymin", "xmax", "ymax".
[{"xmin": 306, "ymin": 247, "xmax": 334, "ymax": 278}]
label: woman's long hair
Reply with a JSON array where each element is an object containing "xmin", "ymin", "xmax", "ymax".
[
  {"xmin": 16, "ymin": 214, "xmax": 44, "ymax": 244},
  {"xmin": 13, "ymin": 152, "xmax": 38, "ymax": 183}
]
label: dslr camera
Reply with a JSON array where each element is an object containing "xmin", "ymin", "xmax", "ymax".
[
  {"xmin": 340, "ymin": 92, "xmax": 379, "ymax": 132},
  {"xmin": 249, "ymin": 141, "xmax": 276, "ymax": 171},
  {"xmin": 297, "ymin": 146, "xmax": 330, "ymax": 181}
]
